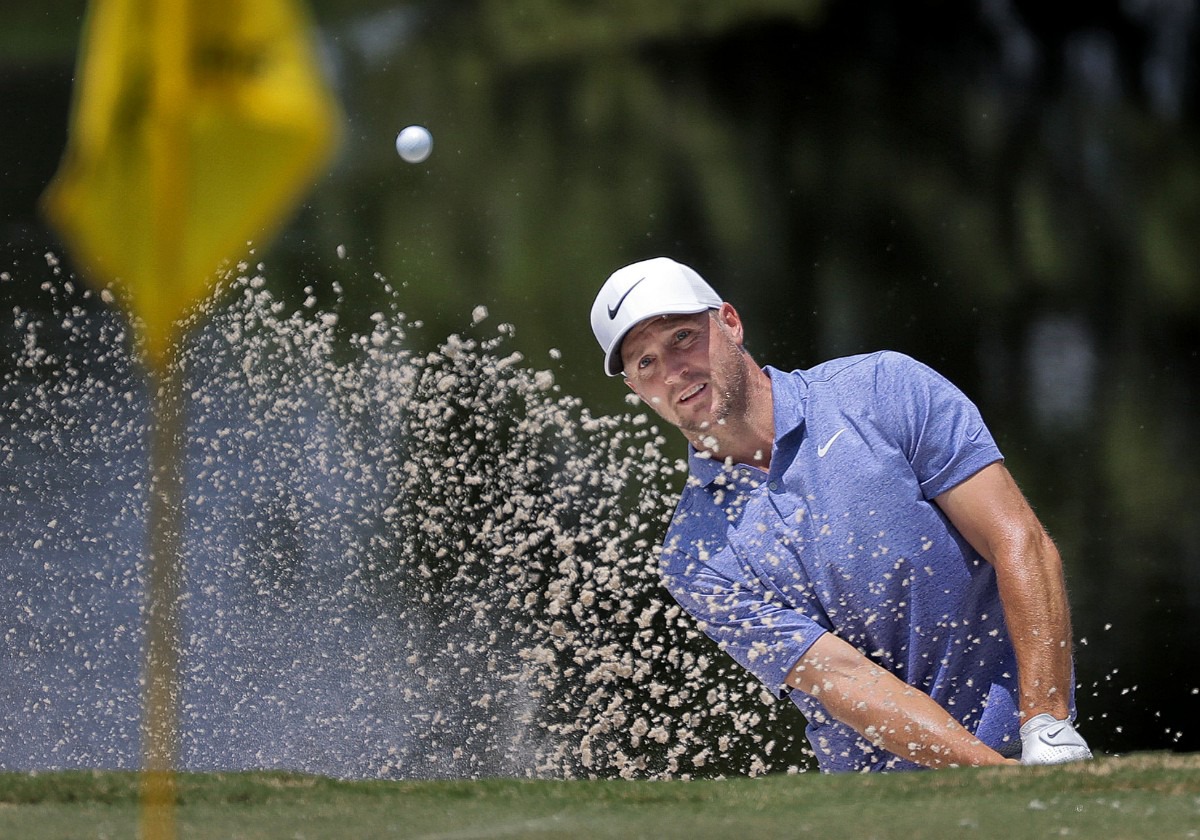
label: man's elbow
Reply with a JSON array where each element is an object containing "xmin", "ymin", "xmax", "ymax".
[
  {"xmin": 989, "ymin": 520, "xmax": 1061, "ymax": 573},
  {"xmin": 785, "ymin": 633, "xmax": 869, "ymax": 696}
]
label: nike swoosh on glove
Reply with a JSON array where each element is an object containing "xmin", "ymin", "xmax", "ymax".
[{"xmin": 1019, "ymin": 713, "xmax": 1094, "ymax": 765}]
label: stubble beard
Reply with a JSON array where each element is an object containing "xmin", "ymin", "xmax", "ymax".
[{"xmin": 679, "ymin": 330, "xmax": 750, "ymax": 443}]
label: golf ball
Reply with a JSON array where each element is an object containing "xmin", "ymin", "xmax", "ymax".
[{"xmin": 395, "ymin": 125, "xmax": 433, "ymax": 163}]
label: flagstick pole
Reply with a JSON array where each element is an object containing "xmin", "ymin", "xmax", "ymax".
[
  {"xmin": 41, "ymin": 0, "xmax": 340, "ymax": 823},
  {"xmin": 140, "ymin": 1, "xmax": 189, "ymax": 832},
  {"xmin": 141, "ymin": 341, "xmax": 186, "ymax": 840}
]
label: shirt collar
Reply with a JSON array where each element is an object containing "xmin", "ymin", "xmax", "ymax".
[
  {"xmin": 685, "ymin": 365, "xmax": 808, "ymax": 488},
  {"xmin": 765, "ymin": 364, "xmax": 808, "ymax": 441}
]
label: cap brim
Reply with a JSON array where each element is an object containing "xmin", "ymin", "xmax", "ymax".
[{"xmin": 603, "ymin": 302, "xmax": 714, "ymax": 376}]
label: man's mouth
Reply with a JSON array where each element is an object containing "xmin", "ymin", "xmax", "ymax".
[{"xmin": 678, "ymin": 383, "xmax": 707, "ymax": 404}]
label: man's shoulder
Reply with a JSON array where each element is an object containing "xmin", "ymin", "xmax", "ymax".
[
  {"xmin": 769, "ymin": 351, "xmax": 924, "ymax": 399},
  {"xmin": 667, "ymin": 474, "xmax": 722, "ymax": 521},
  {"xmin": 662, "ymin": 475, "xmax": 729, "ymax": 548},
  {"xmin": 797, "ymin": 350, "xmax": 922, "ymax": 383}
]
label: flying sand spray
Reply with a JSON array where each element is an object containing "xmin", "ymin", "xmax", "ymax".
[{"xmin": 0, "ymin": 257, "xmax": 807, "ymax": 779}]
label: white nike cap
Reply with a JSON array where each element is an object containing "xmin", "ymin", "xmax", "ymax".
[{"xmin": 590, "ymin": 257, "xmax": 723, "ymax": 377}]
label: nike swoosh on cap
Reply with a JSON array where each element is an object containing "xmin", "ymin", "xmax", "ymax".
[{"xmin": 607, "ymin": 277, "xmax": 646, "ymax": 320}]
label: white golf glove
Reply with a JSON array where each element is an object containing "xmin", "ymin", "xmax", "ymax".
[{"xmin": 1019, "ymin": 713, "xmax": 1093, "ymax": 765}]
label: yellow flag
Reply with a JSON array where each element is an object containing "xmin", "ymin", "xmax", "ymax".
[{"xmin": 42, "ymin": 0, "xmax": 341, "ymax": 369}]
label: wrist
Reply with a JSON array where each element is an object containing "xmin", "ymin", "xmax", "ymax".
[{"xmin": 1020, "ymin": 697, "xmax": 1071, "ymax": 723}]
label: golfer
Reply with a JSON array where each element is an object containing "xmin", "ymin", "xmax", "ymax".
[{"xmin": 590, "ymin": 257, "xmax": 1093, "ymax": 772}]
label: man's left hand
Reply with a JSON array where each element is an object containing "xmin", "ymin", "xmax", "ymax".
[{"xmin": 1020, "ymin": 714, "xmax": 1093, "ymax": 765}]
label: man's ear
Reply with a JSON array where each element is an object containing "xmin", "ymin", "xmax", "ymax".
[{"xmin": 716, "ymin": 302, "xmax": 745, "ymax": 345}]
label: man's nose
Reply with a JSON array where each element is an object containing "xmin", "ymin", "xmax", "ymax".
[{"xmin": 664, "ymin": 352, "xmax": 689, "ymax": 382}]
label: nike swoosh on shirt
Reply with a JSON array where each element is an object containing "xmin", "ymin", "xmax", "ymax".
[
  {"xmin": 607, "ymin": 277, "xmax": 645, "ymax": 319},
  {"xmin": 817, "ymin": 428, "xmax": 847, "ymax": 458}
]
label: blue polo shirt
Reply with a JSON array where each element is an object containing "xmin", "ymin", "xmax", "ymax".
[{"xmin": 659, "ymin": 351, "xmax": 1021, "ymax": 772}]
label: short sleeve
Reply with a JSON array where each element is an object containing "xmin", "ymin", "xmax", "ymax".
[
  {"xmin": 872, "ymin": 352, "xmax": 1003, "ymax": 499},
  {"xmin": 659, "ymin": 496, "xmax": 827, "ymax": 696}
]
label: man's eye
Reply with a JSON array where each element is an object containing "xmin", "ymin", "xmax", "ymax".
[
  {"xmin": 638, "ymin": 356, "xmax": 653, "ymax": 369},
  {"xmin": 675, "ymin": 329, "xmax": 691, "ymax": 342}
]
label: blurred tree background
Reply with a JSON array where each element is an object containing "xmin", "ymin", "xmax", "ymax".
[{"xmin": 2, "ymin": 0, "xmax": 1199, "ymax": 765}]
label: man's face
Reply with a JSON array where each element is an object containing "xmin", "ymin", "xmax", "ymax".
[{"xmin": 619, "ymin": 305, "xmax": 749, "ymax": 437}]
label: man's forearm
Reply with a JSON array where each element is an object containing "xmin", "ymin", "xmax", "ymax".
[
  {"xmin": 786, "ymin": 633, "xmax": 1014, "ymax": 769},
  {"xmin": 934, "ymin": 464, "xmax": 1077, "ymax": 722},
  {"xmin": 992, "ymin": 529, "xmax": 1075, "ymax": 720}
]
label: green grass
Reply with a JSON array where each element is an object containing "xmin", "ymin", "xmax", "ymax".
[{"xmin": 1, "ymin": 753, "xmax": 1198, "ymax": 839}]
